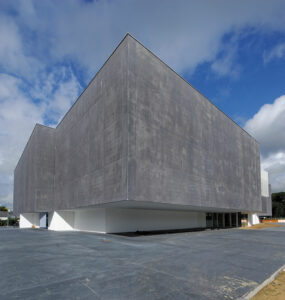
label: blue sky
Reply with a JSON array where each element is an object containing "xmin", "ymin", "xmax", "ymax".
[
  {"xmin": 189, "ymin": 30, "xmax": 285, "ymax": 122},
  {"xmin": 0, "ymin": 0, "xmax": 285, "ymax": 208}
]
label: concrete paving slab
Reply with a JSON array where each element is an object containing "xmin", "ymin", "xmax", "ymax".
[{"xmin": 1, "ymin": 227, "xmax": 285, "ymax": 299}]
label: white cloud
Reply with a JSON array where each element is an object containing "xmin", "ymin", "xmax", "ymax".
[
  {"xmin": 31, "ymin": 67, "xmax": 82, "ymax": 126},
  {"xmin": 0, "ymin": 15, "xmax": 43, "ymax": 79},
  {"xmin": 4, "ymin": 0, "xmax": 285, "ymax": 78},
  {"xmin": 0, "ymin": 74, "xmax": 43, "ymax": 208},
  {"xmin": 0, "ymin": 74, "xmax": 44, "ymax": 173},
  {"xmin": 245, "ymin": 95, "xmax": 285, "ymax": 192},
  {"xmin": 263, "ymin": 43, "xmax": 285, "ymax": 64},
  {"xmin": 211, "ymin": 35, "xmax": 241, "ymax": 78},
  {"xmin": 261, "ymin": 152, "xmax": 285, "ymax": 192},
  {"xmin": 46, "ymin": 0, "xmax": 285, "ymax": 75},
  {"xmin": 245, "ymin": 95, "xmax": 285, "ymax": 156},
  {"xmin": 47, "ymin": 71, "xmax": 81, "ymax": 124},
  {"xmin": 0, "ymin": 69, "xmax": 81, "ymax": 209}
]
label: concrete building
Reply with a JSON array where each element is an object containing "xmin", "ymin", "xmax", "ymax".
[{"xmin": 14, "ymin": 34, "xmax": 270, "ymax": 233}]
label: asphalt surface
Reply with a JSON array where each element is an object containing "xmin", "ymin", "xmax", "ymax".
[{"xmin": 1, "ymin": 227, "xmax": 285, "ymax": 299}]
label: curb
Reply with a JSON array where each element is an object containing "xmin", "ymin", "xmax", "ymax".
[{"xmin": 241, "ymin": 264, "xmax": 285, "ymax": 299}]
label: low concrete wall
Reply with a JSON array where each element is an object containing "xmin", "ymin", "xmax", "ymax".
[
  {"xmin": 19, "ymin": 213, "xmax": 40, "ymax": 228},
  {"xmin": 49, "ymin": 211, "xmax": 74, "ymax": 231},
  {"xmin": 46, "ymin": 208, "xmax": 206, "ymax": 233},
  {"xmin": 73, "ymin": 209, "xmax": 106, "ymax": 233},
  {"xmin": 105, "ymin": 208, "xmax": 206, "ymax": 233}
]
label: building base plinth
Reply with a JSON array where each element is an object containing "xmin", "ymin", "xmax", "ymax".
[{"xmin": 46, "ymin": 208, "xmax": 207, "ymax": 233}]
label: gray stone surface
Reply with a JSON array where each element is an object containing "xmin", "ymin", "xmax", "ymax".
[
  {"xmin": 14, "ymin": 34, "xmax": 261, "ymax": 215},
  {"xmin": 14, "ymin": 37, "xmax": 129, "ymax": 215},
  {"xmin": 1, "ymin": 227, "xmax": 285, "ymax": 299},
  {"xmin": 127, "ymin": 36, "xmax": 261, "ymax": 212},
  {"xmin": 53, "ymin": 36, "xmax": 128, "ymax": 211},
  {"xmin": 14, "ymin": 124, "xmax": 55, "ymax": 215}
]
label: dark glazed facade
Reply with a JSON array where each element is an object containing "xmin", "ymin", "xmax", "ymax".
[{"xmin": 14, "ymin": 34, "xmax": 262, "ymax": 216}]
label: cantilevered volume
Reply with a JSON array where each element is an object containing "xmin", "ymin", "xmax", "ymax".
[{"xmin": 13, "ymin": 34, "xmax": 271, "ymax": 232}]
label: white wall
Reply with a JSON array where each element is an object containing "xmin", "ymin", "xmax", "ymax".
[
  {"xmin": 105, "ymin": 208, "xmax": 206, "ymax": 233},
  {"xmin": 19, "ymin": 213, "xmax": 40, "ymax": 228},
  {"xmin": 48, "ymin": 211, "xmax": 74, "ymax": 231},
  {"xmin": 248, "ymin": 212, "xmax": 260, "ymax": 226},
  {"xmin": 261, "ymin": 169, "xmax": 269, "ymax": 197},
  {"xmin": 20, "ymin": 209, "xmax": 268, "ymax": 232},
  {"xmin": 46, "ymin": 208, "xmax": 206, "ymax": 233},
  {"xmin": 73, "ymin": 208, "xmax": 106, "ymax": 233}
]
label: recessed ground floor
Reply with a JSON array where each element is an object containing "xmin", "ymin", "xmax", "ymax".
[
  {"xmin": 1, "ymin": 226, "xmax": 285, "ymax": 299},
  {"xmin": 19, "ymin": 205, "xmax": 261, "ymax": 233}
]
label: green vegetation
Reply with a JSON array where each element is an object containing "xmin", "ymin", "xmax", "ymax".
[
  {"xmin": 0, "ymin": 218, "xmax": 19, "ymax": 227},
  {"xmin": 272, "ymin": 192, "xmax": 285, "ymax": 218},
  {"xmin": 0, "ymin": 206, "xmax": 19, "ymax": 226},
  {"xmin": 0, "ymin": 219, "xmax": 7, "ymax": 226}
]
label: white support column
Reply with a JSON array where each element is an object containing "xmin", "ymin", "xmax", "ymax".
[
  {"xmin": 248, "ymin": 213, "xmax": 260, "ymax": 227},
  {"xmin": 49, "ymin": 211, "xmax": 74, "ymax": 231}
]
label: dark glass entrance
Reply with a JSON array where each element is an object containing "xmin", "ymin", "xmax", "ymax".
[
  {"xmin": 206, "ymin": 212, "xmax": 241, "ymax": 229},
  {"xmin": 225, "ymin": 213, "xmax": 230, "ymax": 227},
  {"xmin": 40, "ymin": 212, "xmax": 48, "ymax": 229}
]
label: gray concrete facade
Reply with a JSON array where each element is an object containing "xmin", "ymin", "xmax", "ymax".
[
  {"xmin": 13, "ymin": 34, "xmax": 262, "ymax": 216},
  {"xmin": 127, "ymin": 36, "xmax": 261, "ymax": 212},
  {"xmin": 14, "ymin": 124, "xmax": 55, "ymax": 215}
]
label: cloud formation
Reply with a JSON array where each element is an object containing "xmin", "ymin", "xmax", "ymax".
[
  {"xmin": 0, "ymin": 74, "xmax": 43, "ymax": 208},
  {"xmin": 3, "ymin": 0, "xmax": 285, "ymax": 77},
  {"xmin": 0, "ymin": 68, "xmax": 81, "ymax": 208},
  {"xmin": 263, "ymin": 43, "xmax": 285, "ymax": 64},
  {"xmin": 262, "ymin": 152, "xmax": 285, "ymax": 192},
  {"xmin": 245, "ymin": 95, "xmax": 285, "ymax": 156},
  {"xmin": 245, "ymin": 95, "xmax": 285, "ymax": 192}
]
